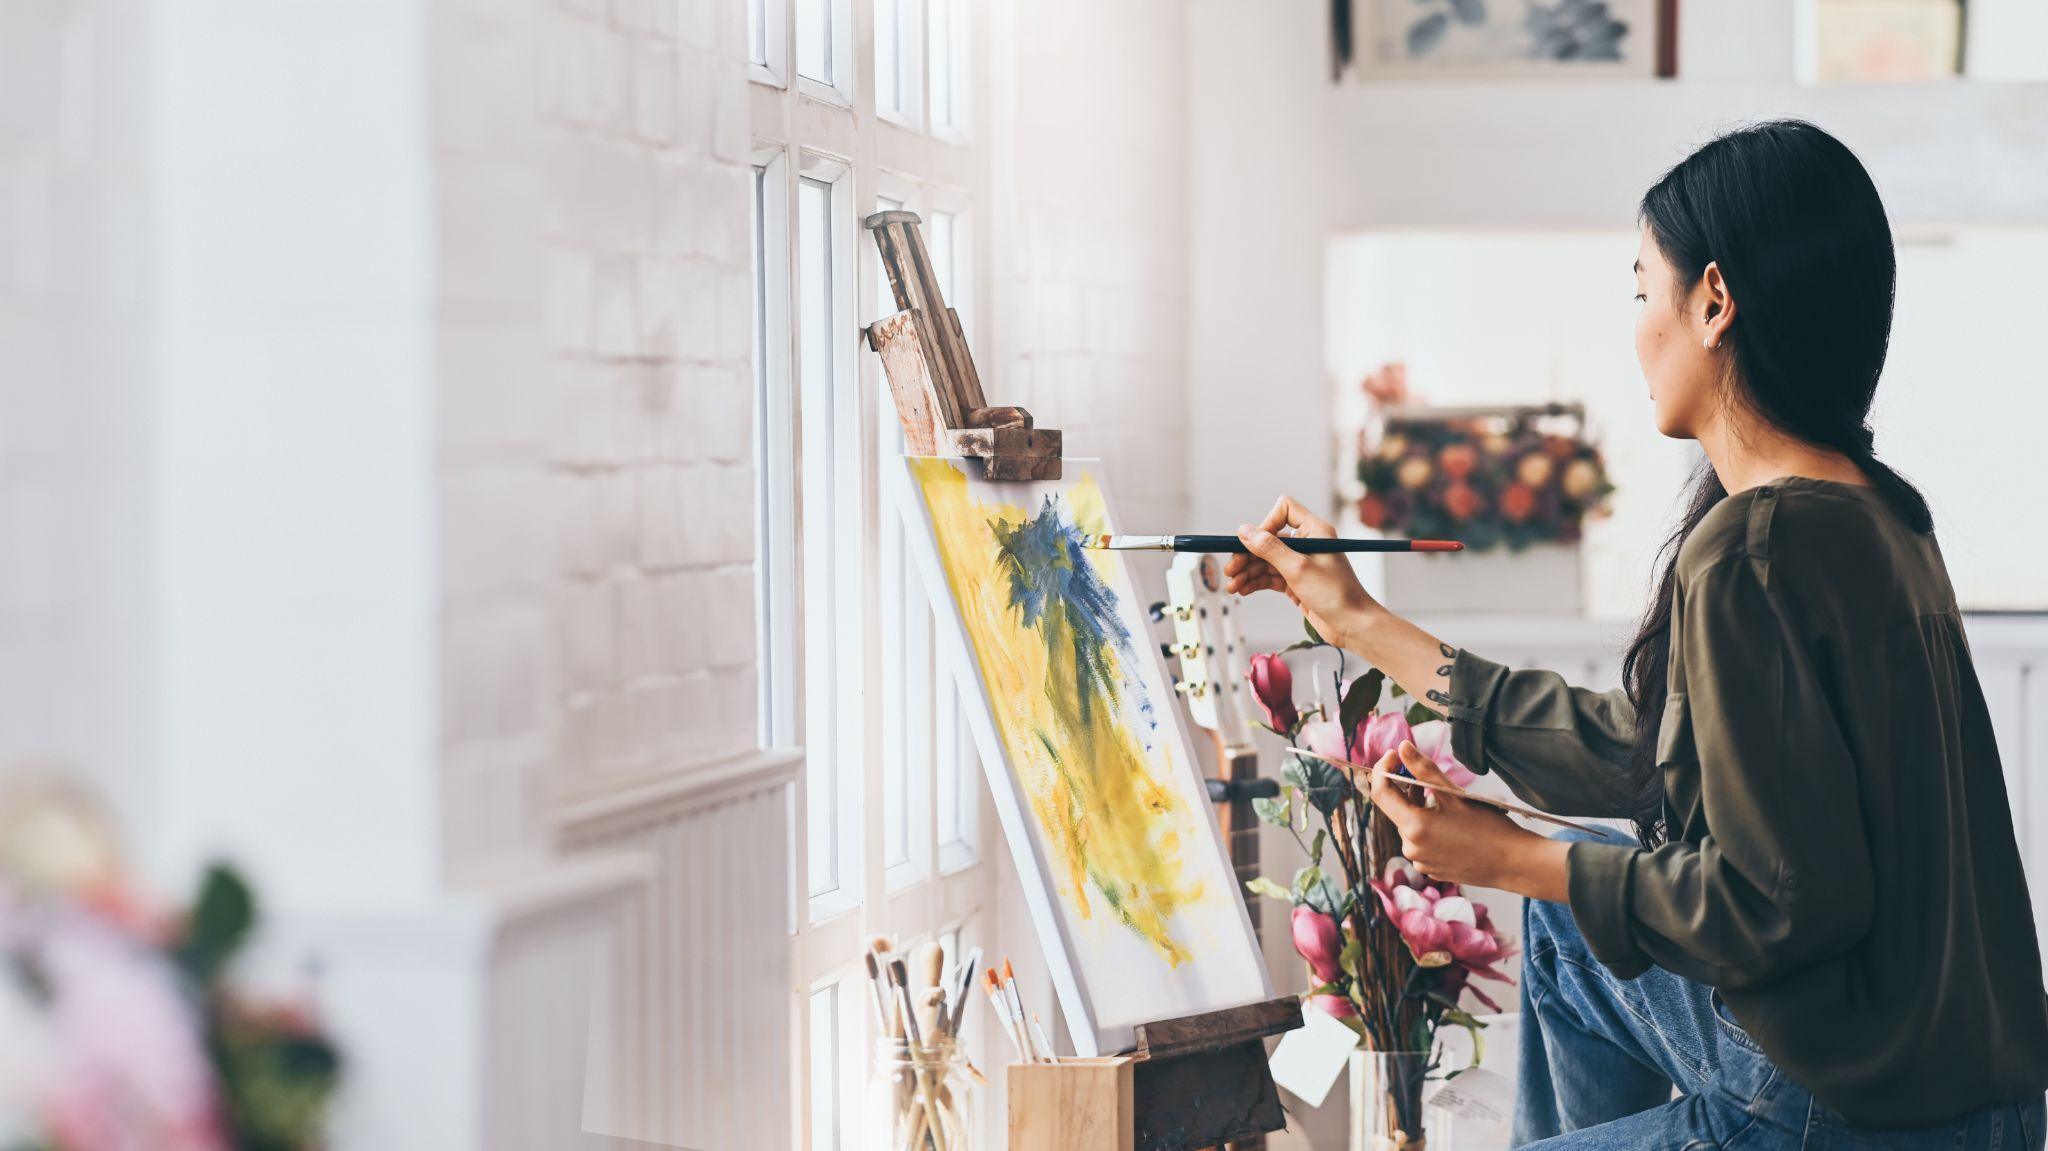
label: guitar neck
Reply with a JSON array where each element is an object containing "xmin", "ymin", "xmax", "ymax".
[
  {"xmin": 1214, "ymin": 742, "xmax": 1264, "ymax": 935},
  {"xmin": 1214, "ymin": 742, "xmax": 1269, "ymax": 1151}
]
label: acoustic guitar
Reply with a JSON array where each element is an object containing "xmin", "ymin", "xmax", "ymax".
[{"xmin": 1155, "ymin": 555, "xmax": 1280, "ymax": 1151}]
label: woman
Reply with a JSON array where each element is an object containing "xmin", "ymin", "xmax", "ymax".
[{"xmin": 1226, "ymin": 120, "xmax": 2048, "ymax": 1148}]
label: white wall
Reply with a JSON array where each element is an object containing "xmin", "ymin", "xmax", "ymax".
[
  {"xmin": 148, "ymin": 0, "xmax": 441, "ymax": 912},
  {"xmin": 1185, "ymin": 0, "xmax": 1336, "ymax": 644}
]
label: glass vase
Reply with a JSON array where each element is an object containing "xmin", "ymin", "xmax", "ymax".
[
  {"xmin": 863, "ymin": 1036, "xmax": 973, "ymax": 1151},
  {"xmin": 1348, "ymin": 1049, "xmax": 1434, "ymax": 1151}
]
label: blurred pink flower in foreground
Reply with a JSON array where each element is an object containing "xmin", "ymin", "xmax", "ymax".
[{"xmin": 2, "ymin": 887, "xmax": 227, "ymax": 1151}]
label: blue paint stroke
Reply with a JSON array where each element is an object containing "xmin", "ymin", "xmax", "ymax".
[{"xmin": 992, "ymin": 495, "xmax": 1134, "ymax": 727}]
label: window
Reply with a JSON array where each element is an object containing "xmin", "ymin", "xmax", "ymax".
[
  {"xmin": 748, "ymin": 3, "xmax": 995, "ymax": 1149},
  {"xmin": 927, "ymin": 0, "xmax": 969, "ymax": 136},
  {"xmin": 875, "ymin": 0, "xmax": 923, "ymax": 126},
  {"xmin": 747, "ymin": 0, "xmax": 787, "ymax": 85}
]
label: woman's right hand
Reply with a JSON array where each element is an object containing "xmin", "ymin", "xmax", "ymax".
[{"xmin": 1224, "ymin": 496, "xmax": 1384, "ymax": 649}]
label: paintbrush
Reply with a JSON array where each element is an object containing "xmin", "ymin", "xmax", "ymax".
[
  {"xmin": 1083, "ymin": 533, "xmax": 1462, "ymax": 554},
  {"xmin": 889, "ymin": 958, "xmax": 951, "ymax": 1151},
  {"xmin": 865, "ymin": 936, "xmax": 901, "ymax": 1037},
  {"xmin": 1000, "ymin": 959, "xmax": 1037, "ymax": 1062},
  {"xmin": 983, "ymin": 969, "xmax": 1028, "ymax": 1062},
  {"xmin": 945, "ymin": 949, "xmax": 981, "ymax": 1036},
  {"xmin": 1285, "ymin": 745, "xmax": 1601, "ymax": 834},
  {"xmin": 1030, "ymin": 1011, "xmax": 1057, "ymax": 1062}
]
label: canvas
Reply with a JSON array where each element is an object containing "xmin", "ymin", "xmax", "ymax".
[{"xmin": 896, "ymin": 456, "xmax": 1272, "ymax": 1056}]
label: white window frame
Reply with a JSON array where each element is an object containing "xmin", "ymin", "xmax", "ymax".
[
  {"xmin": 795, "ymin": 0, "xmax": 856, "ymax": 107},
  {"xmin": 748, "ymin": 2, "xmax": 997, "ymax": 1149},
  {"xmin": 749, "ymin": 0, "xmax": 789, "ymax": 88}
]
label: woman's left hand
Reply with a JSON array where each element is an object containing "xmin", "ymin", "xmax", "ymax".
[{"xmin": 1370, "ymin": 740, "xmax": 1548, "ymax": 892}]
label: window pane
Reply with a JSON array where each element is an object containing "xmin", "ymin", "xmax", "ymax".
[
  {"xmin": 809, "ymin": 984, "xmax": 841, "ymax": 1151},
  {"xmin": 797, "ymin": 0, "xmax": 832, "ymax": 83},
  {"xmin": 752, "ymin": 168, "xmax": 772, "ymax": 746},
  {"xmin": 929, "ymin": 0, "xmax": 967, "ymax": 132},
  {"xmin": 937, "ymin": 678, "xmax": 978, "ymax": 870},
  {"xmin": 928, "ymin": 0, "xmax": 952, "ymax": 130},
  {"xmin": 876, "ymin": 0, "xmax": 901, "ymax": 114},
  {"xmin": 748, "ymin": 0, "xmax": 766, "ymax": 66},
  {"xmin": 799, "ymin": 176, "xmax": 839, "ymax": 899}
]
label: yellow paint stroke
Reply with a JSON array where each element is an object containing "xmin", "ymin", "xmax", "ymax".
[{"xmin": 911, "ymin": 458, "xmax": 1206, "ymax": 965}]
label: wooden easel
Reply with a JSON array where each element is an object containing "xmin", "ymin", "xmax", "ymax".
[
  {"xmin": 865, "ymin": 211, "xmax": 1301, "ymax": 1151},
  {"xmin": 865, "ymin": 211, "xmax": 1062, "ymax": 481}
]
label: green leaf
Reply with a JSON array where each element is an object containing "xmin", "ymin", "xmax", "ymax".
[
  {"xmin": 1283, "ymin": 752, "xmax": 1353, "ymax": 817},
  {"xmin": 1303, "ymin": 617, "xmax": 1324, "ymax": 646},
  {"xmin": 1440, "ymin": 1007, "xmax": 1488, "ymax": 1070},
  {"xmin": 1291, "ymin": 865, "xmax": 1322, "ymax": 900},
  {"xmin": 1338, "ymin": 934, "xmax": 1365, "ymax": 980},
  {"xmin": 1309, "ymin": 828, "xmax": 1327, "ymax": 865},
  {"xmin": 1405, "ymin": 700, "xmax": 1441, "ymax": 726},
  {"xmin": 1389, "ymin": 680, "xmax": 1408, "ymax": 698},
  {"xmin": 1252, "ymin": 795, "xmax": 1292, "ymax": 828},
  {"xmin": 1244, "ymin": 876, "xmax": 1294, "ymax": 903},
  {"xmin": 1339, "ymin": 669, "xmax": 1385, "ymax": 739},
  {"xmin": 176, "ymin": 864, "xmax": 257, "ymax": 985}
]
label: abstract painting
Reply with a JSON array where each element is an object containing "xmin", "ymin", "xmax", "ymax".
[
  {"xmin": 897, "ymin": 457, "xmax": 1270, "ymax": 1055},
  {"xmin": 1344, "ymin": 0, "xmax": 1667, "ymax": 79}
]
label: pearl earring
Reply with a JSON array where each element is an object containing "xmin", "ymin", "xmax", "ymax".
[{"xmin": 1703, "ymin": 337, "xmax": 1717, "ymax": 351}]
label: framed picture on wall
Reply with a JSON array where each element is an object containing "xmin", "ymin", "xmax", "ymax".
[{"xmin": 1335, "ymin": 0, "xmax": 1677, "ymax": 81}]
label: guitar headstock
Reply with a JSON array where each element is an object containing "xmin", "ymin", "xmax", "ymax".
[{"xmin": 1155, "ymin": 554, "xmax": 1259, "ymax": 755}]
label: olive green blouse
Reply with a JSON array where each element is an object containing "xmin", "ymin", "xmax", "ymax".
[{"xmin": 1446, "ymin": 476, "xmax": 2048, "ymax": 1127}]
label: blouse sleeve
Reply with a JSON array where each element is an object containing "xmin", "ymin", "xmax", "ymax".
[
  {"xmin": 1562, "ymin": 556, "xmax": 1876, "ymax": 987},
  {"xmin": 1446, "ymin": 648, "xmax": 1641, "ymax": 816}
]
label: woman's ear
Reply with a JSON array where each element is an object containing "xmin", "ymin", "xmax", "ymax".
[{"xmin": 1699, "ymin": 261, "xmax": 1737, "ymax": 351}]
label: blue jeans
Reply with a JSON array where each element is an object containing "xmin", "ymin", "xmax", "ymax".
[{"xmin": 1516, "ymin": 830, "xmax": 2046, "ymax": 1149}]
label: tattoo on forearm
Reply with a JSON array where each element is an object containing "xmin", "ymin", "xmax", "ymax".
[
  {"xmin": 1427, "ymin": 689, "xmax": 1452, "ymax": 708},
  {"xmin": 1435, "ymin": 641, "xmax": 1457, "ymax": 680}
]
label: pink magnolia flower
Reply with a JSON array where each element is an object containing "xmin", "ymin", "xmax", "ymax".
[
  {"xmin": 1409, "ymin": 720, "xmax": 1478, "ymax": 788},
  {"xmin": 1291, "ymin": 905, "xmax": 1344, "ymax": 986},
  {"xmin": 1249, "ymin": 654, "xmax": 1299, "ymax": 733},
  {"xmin": 1349, "ymin": 711, "xmax": 1412, "ymax": 766},
  {"xmin": 1370, "ymin": 856, "xmax": 1516, "ymax": 1008},
  {"xmin": 1297, "ymin": 719, "xmax": 1347, "ymax": 762}
]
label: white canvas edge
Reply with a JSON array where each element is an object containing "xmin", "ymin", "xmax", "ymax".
[{"xmin": 889, "ymin": 455, "xmax": 1274, "ymax": 1057}]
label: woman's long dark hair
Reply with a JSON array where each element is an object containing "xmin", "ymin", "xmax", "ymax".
[{"xmin": 1618, "ymin": 120, "xmax": 1934, "ymax": 847}]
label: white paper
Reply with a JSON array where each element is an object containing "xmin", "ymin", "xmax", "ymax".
[
  {"xmin": 1267, "ymin": 1005, "xmax": 1361, "ymax": 1109},
  {"xmin": 1425, "ymin": 1066, "xmax": 1514, "ymax": 1123}
]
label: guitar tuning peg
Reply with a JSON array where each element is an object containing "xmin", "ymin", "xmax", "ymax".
[
  {"xmin": 1148, "ymin": 601, "xmax": 1169, "ymax": 622},
  {"xmin": 1160, "ymin": 642, "xmax": 1183, "ymax": 660},
  {"xmin": 1172, "ymin": 679, "xmax": 1208, "ymax": 699}
]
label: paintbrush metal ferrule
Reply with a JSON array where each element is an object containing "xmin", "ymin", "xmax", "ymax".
[{"xmin": 1083, "ymin": 534, "xmax": 1174, "ymax": 551}]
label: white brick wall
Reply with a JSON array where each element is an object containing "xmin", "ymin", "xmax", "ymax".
[
  {"xmin": 0, "ymin": 0, "xmax": 154, "ymax": 843},
  {"xmin": 435, "ymin": 0, "xmax": 758, "ymax": 876},
  {"xmin": 995, "ymin": 0, "xmax": 1191, "ymax": 539}
]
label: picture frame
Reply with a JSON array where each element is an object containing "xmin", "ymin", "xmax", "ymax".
[{"xmin": 1336, "ymin": 0, "xmax": 1676, "ymax": 81}]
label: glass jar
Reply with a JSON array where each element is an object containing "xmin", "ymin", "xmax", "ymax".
[
  {"xmin": 1349, "ymin": 1049, "xmax": 1435, "ymax": 1151},
  {"xmin": 863, "ymin": 1036, "xmax": 973, "ymax": 1151}
]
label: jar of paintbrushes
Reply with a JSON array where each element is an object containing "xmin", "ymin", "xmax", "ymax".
[{"xmin": 861, "ymin": 936, "xmax": 980, "ymax": 1151}]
